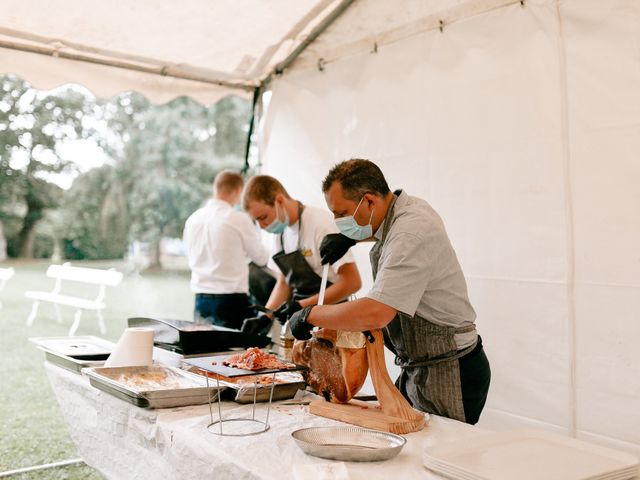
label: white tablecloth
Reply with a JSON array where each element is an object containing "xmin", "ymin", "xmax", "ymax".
[{"xmin": 45, "ymin": 362, "xmax": 489, "ymax": 480}]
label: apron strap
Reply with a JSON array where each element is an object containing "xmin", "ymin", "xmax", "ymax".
[
  {"xmin": 395, "ymin": 337, "xmax": 478, "ymax": 368},
  {"xmin": 278, "ymin": 202, "xmax": 304, "ymax": 252}
]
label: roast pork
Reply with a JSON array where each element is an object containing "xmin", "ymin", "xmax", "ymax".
[{"xmin": 292, "ymin": 329, "xmax": 368, "ymax": 403}]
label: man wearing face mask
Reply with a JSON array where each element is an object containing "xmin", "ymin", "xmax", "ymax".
[
  {"xmin": 183, "ymin": 170, "xmax": 270, "ymax": 329},
  {"xmin": 287, "ymin": 159, "xmax": 491, "ymax": 425},
  {"xmin": 241, "ymin": 175, "xmax": 362, "ymax": 334}
]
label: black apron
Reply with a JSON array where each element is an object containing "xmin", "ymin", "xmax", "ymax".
[
  {"xmin": 271, "ymin": 203, "xmax": 329, "ymax": 300},
  {"xmin": 371, "ymin": 193, "xmax": 477, "ymax": 422},
  {"xmin": 248, "ymin": 262, "xmax": 276, "ymax": 306}
]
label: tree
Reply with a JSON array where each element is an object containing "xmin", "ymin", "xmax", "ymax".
[
  {"xmin": 103, "ymin": 94, "xmax": 250, "ymax": 267},
  {"xmin": 0, "ymin": 76, "xmax": 94, "ymax": 257},
  {"xmin": 58, "ymin": 164, "xmax": 129, "ymax": 260}
]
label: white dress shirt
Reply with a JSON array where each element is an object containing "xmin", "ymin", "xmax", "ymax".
[{"xmin": 183, "ymin": 199, "xmax": 269, "ymax": 294}]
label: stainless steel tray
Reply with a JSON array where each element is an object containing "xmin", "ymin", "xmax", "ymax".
[
  {"xmin": 188, "ymin": 369, "xmax": 305, "ymax": 404},
  {"xmin": 84, "ymin": 366, "xmax": 223, "ymax": 409},
  {"xmin": 41, "ymin": 348, "xmax": 106, "ymax": 373},
  {"xmin": 291, "ymin": 426, "xmax": 407, "ymax": 462},
  {"xmin": 30, "ymin": 336, "xmax": 115, "ymax": 374},
  {"xmin": 29, "ymin": 335, "xmax": 115, "ymax": 357}
]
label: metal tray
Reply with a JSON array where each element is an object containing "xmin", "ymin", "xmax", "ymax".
[
  {"xmin": 189, "ymin": 369, "xmax": 306, "ymax": 404},
  {"xmin": 41, "ymin": 348, "xmax": 107, "ymax": 373},
  {"xmin": 30, "ymin": 335, "xmax": 115, "ymax": 357},
  {"xmin": 30, "ymin": 336, "xmax": 115, "ymax": 374},
  {"xmin": 83, "ymin": 366, "xmax": 223, "ymax": 409},
  {"xmin": 184, "ymin": 353, "xmax": 307, "ymax": 378},
  {"xmin": 291, "ymin": 426, "xmax": 407, "ymax": 462}
]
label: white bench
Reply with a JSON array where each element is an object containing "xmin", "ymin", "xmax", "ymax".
[
  {"xmin": 0, "ymin": 267, "xmax": 15, "ymax": 309},
  {"xmin": 25, "ymin": 263, "xmax": 123, "ymax": 336}
]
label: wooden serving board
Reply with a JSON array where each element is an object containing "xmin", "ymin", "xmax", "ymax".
[
  {"xmin": 309, "ymin": 399, "xmax": 426, "ymax": 435},
  {"xmin": 308, "ymin": 329, "xmax": 426, "ymax": 434}
]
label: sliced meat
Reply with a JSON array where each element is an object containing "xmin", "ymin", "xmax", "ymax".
[
  {"xmin": 223, "ymin": 347, "xmax": 294, "ymax": 370},
  {"xmin": 292, "ymin": 329, "xmax": 368, "ymax": 403}
]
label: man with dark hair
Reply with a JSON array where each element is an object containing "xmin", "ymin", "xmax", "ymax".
[
  {"xmin": 183, "ymin": 170, "xmax": 270, "ymax": 329},
  {"xmin": 241, "ymin": 174, "xmax": 362, "ymax": 334},
  {"xmin": 288, "ymin": 159, "xmax": 491, "ymax": 425}
]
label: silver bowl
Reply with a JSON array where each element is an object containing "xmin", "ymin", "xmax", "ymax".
[{"xmin": 291, "ymin": 426, "xmax": 407, "ymax": 462}]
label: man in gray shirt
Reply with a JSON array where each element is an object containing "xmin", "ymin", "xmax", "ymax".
[{"xmin": 288, "ymin": 159, "xmax": 490, "ymax": 424}]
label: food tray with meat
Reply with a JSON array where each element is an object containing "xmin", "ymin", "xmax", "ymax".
[
  {"xmin": 184, "ymin": 347, "xmax": 307, "ymax": 378},
  {"xmin": 191, "ymin": 370, "xmax": 306, "ymax": 404},
  {"xmin": 83, "ymin": 365, "xmax": 223, "ymax": 408}
]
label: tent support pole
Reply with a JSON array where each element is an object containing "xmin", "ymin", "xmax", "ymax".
[
  {"xmin": 271, "ymin": 0, "xmax": 355, "ymax": 77},
  {"xmin": 243, "ymin": 86, "xmax": 261, "ymax": 173},
  {"xmin": 0, "ymin": 458, "xmax": 84, "ymax": 478},
  {"xmin": 554, "ymin": 0, "xmax": 577, "ymax": 438},
  {"xmin": 0, "ymin": 39, "xmax": 255, "ymax": 92}
]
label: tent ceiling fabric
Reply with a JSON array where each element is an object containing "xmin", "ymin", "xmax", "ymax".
[
  {"xmin": 0, "ymin": 0, "xmax": 346, "ymax": 103},
  {"xmin": 0, "ymin": 0, "xmax": 517, "ymax": 104}
]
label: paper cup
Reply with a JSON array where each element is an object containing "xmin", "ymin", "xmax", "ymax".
[{"xmin": 104, "ymin": 327, "xmax": 154, "ymax": 367}]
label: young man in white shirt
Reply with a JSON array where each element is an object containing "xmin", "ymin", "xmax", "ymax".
[
  {"xmin": 241, "ymin": 175, "xmax": 361, "ymax": 331},
  {"xmin": 183, "ymin": 170, "xmax": 270, "ymax": 329}
]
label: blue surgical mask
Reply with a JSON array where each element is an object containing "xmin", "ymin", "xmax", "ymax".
[
  {"xmin": 335, "ymin": 196, "xmax": 374, "ymax": 241},
  {"xmin": 233, "ymin": 203, "xmax": 243, "ymax": 212},
  {"xmin": 265, "ymin": 202, "xmax": 289, "ymax": 234}
]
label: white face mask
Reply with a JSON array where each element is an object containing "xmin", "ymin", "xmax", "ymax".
[{"xmin": 334, "ymin": 196, "xmax": 373, "ymax": 241}]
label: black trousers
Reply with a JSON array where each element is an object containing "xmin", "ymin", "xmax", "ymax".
[
  {"xmin": 194, "ymin": 293, "xmax": 254, "ymax": 330},
  {"xmin": 458, "ymin": 336, "xmax": 491, "ymax": 425}
]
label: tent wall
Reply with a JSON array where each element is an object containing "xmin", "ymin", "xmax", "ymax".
[{"xmin": 259, "ymin": 0, "xmax": 640, "ymax": 454}]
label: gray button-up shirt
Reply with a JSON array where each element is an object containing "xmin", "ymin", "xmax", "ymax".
[{"xmin": 366, "ymin": 190, "xmax": 477, "ymax": 349}]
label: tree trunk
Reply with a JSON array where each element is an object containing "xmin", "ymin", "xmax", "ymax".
[
  {"xmin": 17, "ymin": 204, "xmax": 43, "ymax": 258},
  {"xmin": 0, "ymin": 221, "xmax": 7, "ymax": 261},
  {"xmin": 149, "ymin": 238, "xmax": 162, "ymax": 269}
]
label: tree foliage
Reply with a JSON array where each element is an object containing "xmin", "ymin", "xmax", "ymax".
[
  {"xmin": 0, "ymin": 75, "xmax": 94, "ymax": 257},
  {"xmin": 0, "ymin": 74, "xmax": 252, "ymax": 264}
]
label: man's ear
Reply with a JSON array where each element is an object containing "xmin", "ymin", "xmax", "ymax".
[{"xmin": 364, "ymin": 192, "xmax": 376, "ymax": 208}]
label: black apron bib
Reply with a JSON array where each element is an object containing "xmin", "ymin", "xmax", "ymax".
[{"xmin": 271, "ymin": 203, "xmax": 329, "ymax": 300}]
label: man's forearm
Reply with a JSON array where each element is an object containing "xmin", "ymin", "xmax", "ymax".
[
  {"xmin": 306, "ymin": 297, "xmax": 397, "ymax": 331},
  {"xmin": 265, "ymin": 277, "xmax": 291, "ymax": 310}
]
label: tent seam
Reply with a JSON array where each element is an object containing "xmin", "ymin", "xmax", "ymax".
[{"xmin": 554, "ymin": 0, "xmax": 578, "ymax": 439}]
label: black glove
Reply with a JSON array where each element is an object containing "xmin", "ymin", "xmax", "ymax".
[
  {"xmin": 273, "ymin": 299, "xmax": 302, "ymax": 324},
  {"xmin": 320, "ymin": 233, "xmax": 356, "ymax": 265},
  {"xmin": 240, "ymin": 312, "xmax": 273, "ymax": 336},
  {"xmin": 288, "ymin": 306, "xmax": 314, "ymax": 340}
]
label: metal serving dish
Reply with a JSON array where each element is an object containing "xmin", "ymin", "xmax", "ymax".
[
  {"xmin": 190, "ymin": 370, "xmax": 306, "ymax": 404},
  {"xmin": 83, "ymin": 365, "xmax": 223, "ymax": 408},
  {"xmin": 185, "ymin": 353, "xmax": 307, "ymax": 403},
  {"xmin": 29, "ymin": 336, "xmax": 115, "ymax": 373},
  {"xmin": 291, "ymin": 426, "xmax": 407, "ymax": 462}
]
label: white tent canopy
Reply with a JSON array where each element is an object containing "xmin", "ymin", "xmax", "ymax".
[
  {"xmin": 2, "ymin": 0, "xmax": 638, "ymax": 457},
  {"xmin": 0, "ymin": 0, "xmax": 354, "ymax": 103}
]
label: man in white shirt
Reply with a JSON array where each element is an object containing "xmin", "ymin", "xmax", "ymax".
[
  {"xmin": 241, "ymin": 175, "xmax": 361, "ymax": 332},
  {"xmin": 183, "ymin": 170, "xmax": 270, "ymax": 329}
]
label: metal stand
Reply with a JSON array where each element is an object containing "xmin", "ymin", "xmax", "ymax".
[{"xmin": 205, "ymin": 372, "xmax": 278, "ymax": 436}]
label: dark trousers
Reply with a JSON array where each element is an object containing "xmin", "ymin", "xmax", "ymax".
[
  {"xmin": 194, "ymin": 293, "xmax": 255, "ymax": 330},
  {"xmin": 459, "ymin": 336, "xmax": 491, "ymax": 425}
]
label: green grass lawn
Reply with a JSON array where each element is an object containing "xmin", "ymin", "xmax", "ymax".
[{"xmin": 0, "ymin": 259, "xmax": 193, "ymax": 479}]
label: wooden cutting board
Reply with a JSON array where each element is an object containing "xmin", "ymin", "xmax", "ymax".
[{"xmin": 309, "ymin": 329, "xmax": 426, "ymax": 434}]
